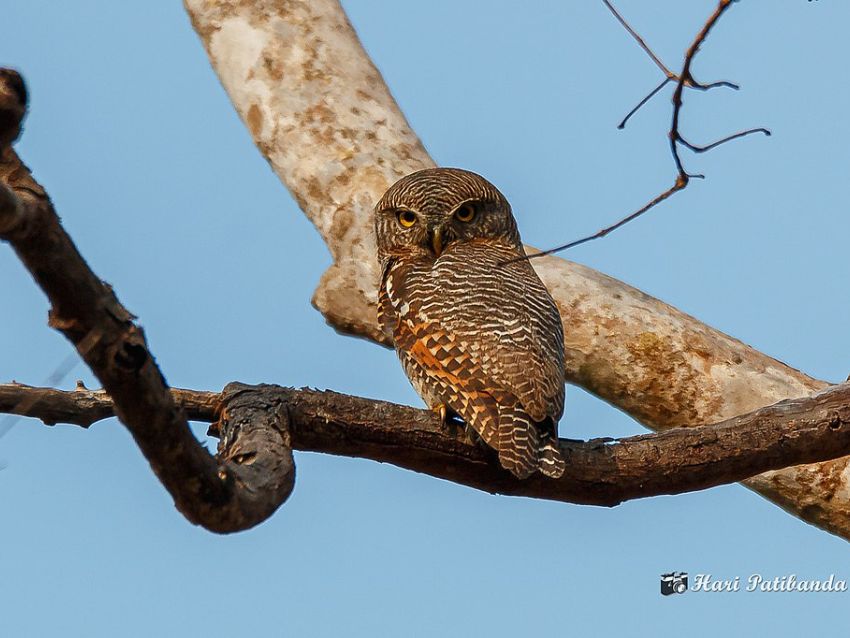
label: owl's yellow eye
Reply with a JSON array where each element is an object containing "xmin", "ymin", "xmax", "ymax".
[
  {"xmin": 397, "ymin": 210, "xmax": 417, "ymax": 228},
  {"xmin": 454, "ymin": 203, "xmax": 477, "ymax": 223}
]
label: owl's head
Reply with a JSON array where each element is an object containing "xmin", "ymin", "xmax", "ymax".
[{"xmin": 374, "ymin": 168, "xmax": 521, "ymax": 262}]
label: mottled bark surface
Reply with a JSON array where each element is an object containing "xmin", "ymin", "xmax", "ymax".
[
  {"xmin": 4, "ymin": 381, "xmax": 850, "ymax": 507},
  {"xmin": 184, "ymin": 0, "xmax": 848, "ymax": 538}
]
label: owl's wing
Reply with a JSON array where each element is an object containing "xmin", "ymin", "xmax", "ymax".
[
  {"xmin": 377, "ymin": 259, "xmax": 396, "ymax": 341},
  {"xmin": 386, "ymin": 249, "xmax": 565, "ymax": 424},
  {"xmin": 380, "ymin": 258, "xmax": 502, "ymax": 446},
  {"xmin": 466, "ymin": 257, "xmax": 565, "ymax": 422}
]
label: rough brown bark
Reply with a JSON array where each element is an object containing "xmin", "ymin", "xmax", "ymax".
[
  {"xmin": 0, "ymin": 70, "xmax": 293, "ymax": 533},
  {"xmin": 183, "ymin": 0, "xmax": 847, "ymax": 538},
  {"xmin": 3, "ymin": 380, "xmax": 850, "ymax": 506}
]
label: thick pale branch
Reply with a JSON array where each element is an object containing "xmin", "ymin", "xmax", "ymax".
[
  {"xmin": 3, "ymin": 381, "xmax": 850, "ymax": 506},
  {"xmin": 185, "ymin": 0, "xmax": 848, "ymax": 539},
  {"xmin": 0, "ymin": 70, "xmax": 292, "ymax": 533}
]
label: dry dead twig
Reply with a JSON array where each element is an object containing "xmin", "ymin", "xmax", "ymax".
[{"xmin": 529, "ymin": 0, "xmax": 769, "ymax": 259}]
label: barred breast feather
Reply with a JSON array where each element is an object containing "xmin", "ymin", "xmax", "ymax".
[{"xmin": 379, "ymin": 240, "xmax": 565, "ymax": 479}]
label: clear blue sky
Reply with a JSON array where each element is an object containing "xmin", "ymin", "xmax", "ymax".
[{"xmin": 2, "ymin": 1, "xmax": 849, "ymax": 636}]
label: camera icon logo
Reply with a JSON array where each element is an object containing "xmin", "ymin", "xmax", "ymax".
[{"xmin": 660, "ymin": 572, "xmax": 688, "ymax": 596}]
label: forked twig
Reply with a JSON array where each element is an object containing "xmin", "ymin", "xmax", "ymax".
[
  {"xmin": 526, "ymin": 0, "xmax": 769, "ymax": 262},
  {"xmin": 604, "ymin": 0, "xmax": 739, "ymax": 128}
]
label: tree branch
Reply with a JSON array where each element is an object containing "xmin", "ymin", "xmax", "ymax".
[
  {"xmin": 184, "ymin": 0, "xmax": 850, "ymax": 539},
  {"xmin": 3, "ymin": 380, "xmax": 850, "ymax": 506},
  {"xmin": 0, "ymin": 70, "xmax": 292, "ymax": 533}
]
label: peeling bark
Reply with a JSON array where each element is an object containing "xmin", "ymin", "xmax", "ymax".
[{"xmin": 185, "ymin": 0, "xmax": 848, "ymax": 538}]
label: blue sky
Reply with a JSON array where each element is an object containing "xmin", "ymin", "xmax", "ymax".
[{"xmin": 1, "ymin": 1, "xmax": 849, "ymax": 636}]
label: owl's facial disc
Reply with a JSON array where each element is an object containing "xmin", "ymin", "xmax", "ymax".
[{"xmin": 375, "ymin": 168, "xmax": 523, "ymax": 262}]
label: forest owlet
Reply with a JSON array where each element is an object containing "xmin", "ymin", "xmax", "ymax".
[{"xmin": 375, "ymin": 167, "xmax": 566, "ymax": 479}]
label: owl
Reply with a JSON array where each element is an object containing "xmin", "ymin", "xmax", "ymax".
[{"xmin": 375, "ymin": 167, "xmax": 566, "ymax": 479}]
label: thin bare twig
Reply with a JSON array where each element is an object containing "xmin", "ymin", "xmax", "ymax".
[
  {"xmin": 617, "ymin": 77, "xmax": 671, "ymax": 129},
  {"xmin": 527, "ymin": 0, "xmax": 769, "ymax": 261},
  {"xmin": 0, "ymin": 348, "xmax": 81, "ymax": 444},
  {"xmin": 602, "ymin": 0, "xmax": 674, "ymax": 78},
  {"xmin": 678, "ymin": 127, "xmax": 772, "ymax": 154},
  {"xmin": 526, "ymin": 180, "xmax": 686, "ymax": 256}
]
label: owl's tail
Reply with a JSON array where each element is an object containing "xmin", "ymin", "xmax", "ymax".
[
  {"xmin": 538, "ymin": 429, "xmax": 566, "ymax": 479},
  {"xmin": 497, "ymin": 406, "xmax": 565, "ymax": 479}
]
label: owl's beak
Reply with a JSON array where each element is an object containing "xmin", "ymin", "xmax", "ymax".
[{"xmin": 429, "ymin": 227, "xmax": 443, "ymax": 257}]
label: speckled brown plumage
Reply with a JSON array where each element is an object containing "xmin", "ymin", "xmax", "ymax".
[{"xmin": 375, "ymin": 168, "xmax": 566, "ymax": 479}]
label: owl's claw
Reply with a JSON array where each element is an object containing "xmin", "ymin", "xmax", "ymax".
[
  {"xmin": 433, "ymin": 404, "xmax": 468, "ymax": 440},
  {"xmin": 433, "ymin": 403, "xmax": 448, "ymax": 426}
]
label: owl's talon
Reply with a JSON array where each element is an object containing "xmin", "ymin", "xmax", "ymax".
[
  {"xmin": 432, "ymin": 404, "xmax": 448, "ymax": 426},
  {"xmin": 433, "ymin": 404, "xmax": 464, "ymax": 438}
]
